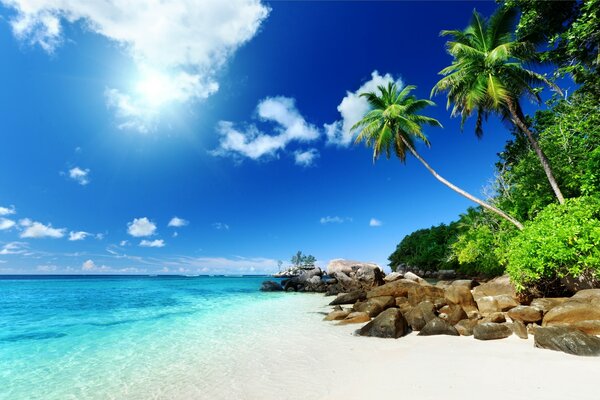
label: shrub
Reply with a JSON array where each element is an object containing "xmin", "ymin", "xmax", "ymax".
[{"xmin": 505, "ymin": 196, "xmax": 600, "ymax": 293}]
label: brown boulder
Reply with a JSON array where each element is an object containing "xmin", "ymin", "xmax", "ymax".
[
  {"xmin": 534, "ymin": 326, "xmax": 600, "ymax": 356},
  {"xmin": 357, "ymin": 308, "xmax": 409, "ymax": 338},
  {"xmin": 475, "ymin": 296, "xmax": 500, "ymax": 315},
  {"xmin": 530, "ymin": 298, "xmax": 569, "ymax": 315},
  {"xmin": 395, "ymin": 297, "xmax": 412, "ymax": 315},
  {"xmin": 482, "ymin": 312, "xmax": 506, "ymax": 323},
  {"xmin": 406, "ymin": 301, "xmax": 436, "ymax": 331},
  {"xmin": 444, "ymin": 285, "xmax": 478, "ymax": 315},
  {"xmin": 408, "ymin": 285, "xmax": 446, "ymax": 307},
  {"xmin": 507, "ymin": 306, "xmax": 543, "ymax": 323},
  {"xmin": 571, "ymin": 289, "xmax": 600, "ymax": 302},
  {"xmin": 440, "ymin": 304, "xmax": 468, "ymax": 326},
  {"xmin": 367, "ymin": 279, "xmax": 419, "ymax": 298},
  {"xmin": 472, "ymin": 275, "xmax": 517, "ymax": 301},
  {"xmin": 455, "ymin": 319, "xmax": 479, "ymax": 336},
  {"xmin": 418, "ymin": 317, "xmax": 459, "ymax": 336},
  {"xmin": 323, "ymin": 310, "xmax": 351, "ymax": 321},
  {"xmin": 473, "ymin": 323, "xmax": 513, "ymax": 340},
  {"xmin": 512, "ymin": 320, "xmax": 528, "ymax": 339},
  {"xmin": 404, "ymin": 271, "xmax": 429, "ymax": 285},
  {"xmin": 353, "ymin": 301, "xmax": 384, "ymax": 318},
  {"xmin": 338, "ymin": 312, "xmax": 371, "ymax": 325},
  {"xmin": 329, "ymin": 290, "xmax": 366, "ymax": 306},
  {"xmin": 542, "ymin": 301, "xmax": 600, "ymax": 334}
]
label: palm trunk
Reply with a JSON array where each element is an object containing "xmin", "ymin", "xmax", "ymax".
[
  {"xmin": 507, "ymin": 100, "xmax": 565, "ymax": 204},
  {"xmin": 399, "ymin": 136, "xmax": 524, "ymax": 230}
]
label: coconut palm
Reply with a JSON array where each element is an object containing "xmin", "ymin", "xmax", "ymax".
[
  {"xmin": 353, "ymin": 82, "xmax": 524, "ymax": 230},
  {"xmin": 432, "ymin": 7, "xmax": 565, "ymax": 204}
]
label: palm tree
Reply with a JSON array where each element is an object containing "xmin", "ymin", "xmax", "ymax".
[
  {"xmin": 353, "ymin": 82, "xmax": 524, "ymax": 230},
  {"xmin": 432, "ymin": 7, "xmax": 565, "ymax": 204}
]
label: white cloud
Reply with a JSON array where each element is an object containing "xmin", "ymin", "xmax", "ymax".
[
  {"xmin": 37, "ymin": 264, "xmax": 58, "ymax": 272},
  {"xmin": 2, "ymin": 0, "xmax": 270, "ymax": 132},
  {"xmin": 0, "ymin": 218, "xmax": 16, "ymax": 230},
  {"xmin": 168, "ymin": 217, "xmax": 189, "ymax": 228},
  {"xmin": 127, "ymin": 217, "xmax": 156, "ymax": 237},
  {"xmin": 325, "ymin": 71, "xmax": 403, "ymax": 146},
  {"xmin": 119, "ymin": 240, "xmax": 129, "ymax": 247},
  {"xmin": 68, "ymin": 167, "xmax": 90, "ymax": 185},
  {"xmin": 0, "ymin": 241, "xmax": 28, "ymax": 255},
  {"xmin": 369, "ymin": 218, "xmax": 382, "ymax": 227},
  {"xmin": 320, "ymin": 216, "xmax": 352, "ymax": 224},
  {"xmin": 212, "ymin": 222, "xmax": 230, "ymax": 231},
  {"xmin": 172, "ymin": 232, "xmax": 178, "ymax": 238},
  {"xmin": 140, "ymin": 239, "xmax": 165, "ymax": 248},
  {"xmin": 213, "ymin": 96, "xmax": 320, "ymax": 162},
  {"xmin": 19, "ymin": 219, "xmax": 66, "ymax": 238},
  {"xmin": 0, "ymin": 205, "xmax": 16, "ymax": 216},
  {"xmin": 294, "ymin": 148, "xmax": 319, "ymax": 167},
  {"xmin": 68, "ymin": 231, "xmax": 90, "ymax": 241},
  {"xmin": 165, "ymin": 255, "xmax": 279, "ymax": 274}
]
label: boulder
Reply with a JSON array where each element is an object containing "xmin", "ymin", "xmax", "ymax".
[
  {"xmin": 323, "ymin": 310, "xmax": 351, "ymax": 321},
  {"xmin": 395, "ymin": 297, "xmax": 413, "ymax": 315},
  {"xmin": 542, "ymin": 300, "xmax": 600, "ymax": 335},
  {"xmin": 333, "ymin": 271, "xmax": 360, "ymax": 291},
  {"xmin": 297, "ymin": 267, "xmax": 323, "ymax": 283},
  {"xmin": 507, "ymin": 306, "xmax": 543, "ymax": 323},
  {"xmin": 408, "ymin": 285, "xmax": 446, "ymax": 307},
  {"xmin": 475, "ymin": 296, "xmax": 501, "ymax": 315},
  {"xmin": 571, "ymin": 289, "xmax": 600, "ymax": 302},
  {"xmin": 329, "ymin": 290, "xmax": 366, "ymax": 306},
  {"xmin": 455, "ymin": 319, "xmax": 479, "ymax": 336},
  {"xmin": 353, "ymin": 297, "xmax": 394, "ymax": 318},
  {"xmin": 445, "ymin": 285, "xmax": 478, "ymax": 316},
  {"xmin": 384, "ymin": 272, "xmax": 404, "ymax": 283},
  {"xmin": 534, "ymin": 326, "xmax": 600, "ymax": 356},
  {"xmin": 482, "ymin": 312, "xmax": 506, "ymax": 324},
  {"xmin": 338, "ymin": 312, "xmax": 371, "ymax": 325},
  {"xmin": 418, "ymin": 317, "xmax": 459, "ymax": 336},
  {"xmin": 367, "ymin": 279, "xmax": 420, "ymax": 298},
  {"xmin": 404, "ymin": 271, "xmax": 429, "ymax": 285},
  {"xmin": 357, "ymin": 308, "xmax": 409, "ymax": 339},
  {"xmin": 495, "ymin": 294, "xmax": 520, "ymax": 311},
  {"xmin": 440, "ymin": 304, "xmax": 468, "ymax": 326},
  {"xmin": 406, "ymin": 301, "xmax": 436, "ymax": 331},
  {"xmin": 512, "ymin": 320, "xmax": 528, "ymax": 339},
  {"xmin": 530, "ymin": 298, "xmax": 569, "ymax": 315},
  {"xmin": 473, "ymin": 323, "xmax": 513, "ymax": 340},
  {"xmin": 260, "ymin": 280, "xmax": 284, "ymax": 291},
  {"xmin": 451, "ymin": 279, "xmax": 478, "ymax": 290},
  {"xmin": 472, "ymin": 275, "xmax": 517, "ymax": 301},
  {"xmin": 326, "ymin": 259, "xmax": 384, "ymax": 288}
]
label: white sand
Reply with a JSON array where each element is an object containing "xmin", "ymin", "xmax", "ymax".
[{"xmin": 208, "ymin": 293, "xmax": 599, "ymax": 400}]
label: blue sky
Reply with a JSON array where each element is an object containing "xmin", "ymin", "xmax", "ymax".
[{"xmin": 0, "ymin": 1, "xmax": 558, "ymax": 274}]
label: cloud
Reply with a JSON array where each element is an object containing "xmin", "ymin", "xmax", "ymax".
[
  {"xmin": 37, "ymin": 264, "xmax": 58, "ymax": 272},
  {"xmin": 127, "ymin": 217, "xmax": 157, "ymax": 237},
  {"xmin": 68, "ymin": 167, "xmax": 90, "ymax": 185},
  {"xmin": 0, "ymin": 205, "xmax": 16, "ymax": 216},
  {"xmin": 0, "ymin": 218, "xmax": 16, "ymax": 230},
  {"xmin": 325, "ymin": 71, "xmax": 403, "ymax": 146},
  {"xmin": 119, "ymin": 240, "xmax": 129, "ymax": 247},
  {"xmin": 165, "ymin": 255, "xmax": 279, "ymax": 274},
  {"xmin": 168, "ymin": 217, "xmax": 189, "ymax": 228},
  {"xmin": 212, "ymin": 222, "xmax": 230, "ymax": 230},
  {"xmin": 19, "ymin": 219, "xmax": 66, "ymax": 238},
  {"xmin": 2, "ymin": 0, "xmax": 270, "ymax": 132},
  {"xmin": 320, "ymin": 216, "xmax": 352, "ymax": 224},
  {"xmin": 0, "ymin": 241, "xmax": 28, "ymax": 255},
  {"xmin": 369, "ymin": 218, "xmax": 382, "ymax": 227},
  {"xmin": 68, "ymin": 231, "xmax": 90, "ymax": 241},
  {"xmin": 294, "ymin": 148, "xmax": 319, "ymax": 167},
  {"xmin": 213, "ymin": 96, "xmax": 320, "ymax": 162},
  {"xmin": 139, "ymin": 239, "xmax": 165, "ymax": 248}
]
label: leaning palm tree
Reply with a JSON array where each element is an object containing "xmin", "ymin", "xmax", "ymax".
[
  {"xmin": 432, "ymin": 7, "xmax": 565, "ymax": 204},
  {"xmin": 353, "ymin": 82, "xmax": 523, "ymax": 230}
]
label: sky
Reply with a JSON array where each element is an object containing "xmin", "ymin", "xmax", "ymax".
[{"xmin": 0, "ymin": 0, "xmax": 562, "ymax": 275}]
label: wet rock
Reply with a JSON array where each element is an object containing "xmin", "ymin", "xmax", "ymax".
[
  {"xmin": 406, "ymin": 301, "xmax": 436, "ymax": 331},
  {"xmin": 418, "ymin": 317, "xmax": 459, "ymax": 336},
  {"xmin": 534, "ymin": 326, "xmax": 600, "ymax": 356},
  {"xmin": 329, "ymin": 290, "xmax": 366, "ymax": 306},
  {"xmin": 338, "ymin": 312, "xmax": 371, "ymax": 325},
  {"xmin": 507, "ymin": 306, "xmax": 543, "ymax": 323},
  {"xmin": 367, "ymin": 279, "xmax": 420, "ymax": 298},
  {"xmin": 260, "ymin": 281, "xmax": 283, "ymax": 291},
  {"xmin": 512, "ymin": 320, "xmax": 528, "ymax": 339},
  {"xmin": 455, "ymin": 319, "xmax": 479, "ymax": 336},
  {"xmin": 473, "ymin": 323, "xmax": 513, "ymax": 340},
  {"xmin": 357, "ymin": 308, "xmax": 409, "ymax": 339}
]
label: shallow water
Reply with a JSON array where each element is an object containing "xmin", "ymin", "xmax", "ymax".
[{"xmin": 0, "ymin": 275, "xmax": 318, "ymax": 400}]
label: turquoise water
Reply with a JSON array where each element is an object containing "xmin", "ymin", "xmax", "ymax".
[{"xmin": 0, "ymin": 275, "xmax": 298, "ymax": 400}]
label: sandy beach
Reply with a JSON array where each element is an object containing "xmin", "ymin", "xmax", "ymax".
[{"xmin": 205, "ymin": 293, "xmax": 599, "ymax": 400}]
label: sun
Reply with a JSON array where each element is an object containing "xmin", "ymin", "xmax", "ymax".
[{"xmin": 135, "ymin": 68, "xmax": 174, "ymax": 108}]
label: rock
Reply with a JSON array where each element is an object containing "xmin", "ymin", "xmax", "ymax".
[
  {"xmin": 324, "ymin": 310, "xmax": 351, "ymax": 321},
  {"xmin": 367, "ymin": 279, "xmax": 420, "ymax": 298},
  {"xmin": 507, "ymin": 306, "xmax": 543, "ymax": 323},
  {"xmin": 482, "ymin": 312, "xmax": 506, "ymax": 323},
  {"xmin": 495, "ymin": 294, "xmax": 520, "ymax": 311},
  {"xmin": 406, "ymin": 301, "xmax": 436, "ymax": 331},
  {"xmin": 408, "ymin": 285, "xmax": 446, "ymax": 307},
  {"xmin": 435, "ymin": 281, "xmax": 452, "ymax": 289},
  {"xmin": 571, "ymin": 289, "xmax": 600, "ymax": 302},
  {"xmin": 338, "ymin": 312, "xmax": 371, "ymax": 325},
  {"xmin": 333, "ymin": 271, "xmax": 359, "ymax": 291},
  {"xmin": 297, "ymin": 267, "xmax": 323, "ymax": 283},
  {"xmin": 451, "ymin": 279, "xmax": 478, "ymax": 289},
  {"xmin": 560, "ymin": 272, "xmax": 600, "ymax": 293},
  {"xmin": 368, "ymin": 296, "xmax": 396, "ymax": 309},
  {"xmin": 512, "ymin": 320, "xmax": 528, "ymax": 339},
  {"xmin": 436, "ymin": 270, "xmax": 456, "ymax": 280},
  {"xmin": 329, "ymin": 290, "xmax": 366, "ymax": 306},
  {"xmin": 326, "ymin": 259, "xmax": 384, "ymax": 288},
  {"xmin": 542, "ymin": 300, "xmax": 600, "ymax": 335},
  {"xmin": 260, "ymin": 280, "xmax": 283, "ymax": 291},
  {"xmin": 472, "ymin": 275, "xmax": 517, "ymax": 301},
  {"xmin": 473, "ymin": 323, "xmax": 513, "ymax": 340},
  {"xmin": 534, "ymin": 326, "xmax": 600, "ymax": 356},
  {"xmin": 440, "ymin": 304, "xmax": 468, "ymax": 326},
  {"xmin": 395, "ymin": 297, "xmax": 412, "ymax": 315},
  {"xmin": 384, "ymin": 272, "xmax": 404, "ymax": 282},
  {"xmin": 352, "ymin": 297, "xmax": 393, "ymax": 318},
  {"xmin": 418, "ymin": 317, "xmax": 459, "ymax": 336},
  {"xmin": 404, "ymin": 271, "xmax": 429, "ymax": 285},
  {"xmin": 530, "ymin": 298, "xmax": 569, "ymax": 315},
  {"xmin": 455, "ymin": 319, "xmax": 479, "ymax": 336},
  {"xmin": 444, "ymin": 285, "xmax": 478, "ymax": 316},
  {"xmin": 475, "ymin": 296, "xmax": 500, "ymax": 315},
  {"xmin": 357, "ymin": 308, "xmax": 409, "ymax": 339}
]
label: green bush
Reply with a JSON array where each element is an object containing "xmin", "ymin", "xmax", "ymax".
[{"xmin": 506, "ymin": 196, "xmax": 600, "ymax": 292}]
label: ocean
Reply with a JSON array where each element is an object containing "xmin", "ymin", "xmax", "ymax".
[{"xmin": 0, "ymin": 275, "xmax": 320, "ymax": 400}]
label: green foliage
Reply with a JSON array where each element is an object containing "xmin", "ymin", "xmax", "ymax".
[
  {"xmin": 505, "ymin": 197, "xmax": 600, "ymax": 292},
  {"xmin": 388, "ymin": 223, "xmax": 459, "ymax": 272},
  {"xmin": 290, "ymin": 251, "xmax": 316, "ymax": 268}
]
